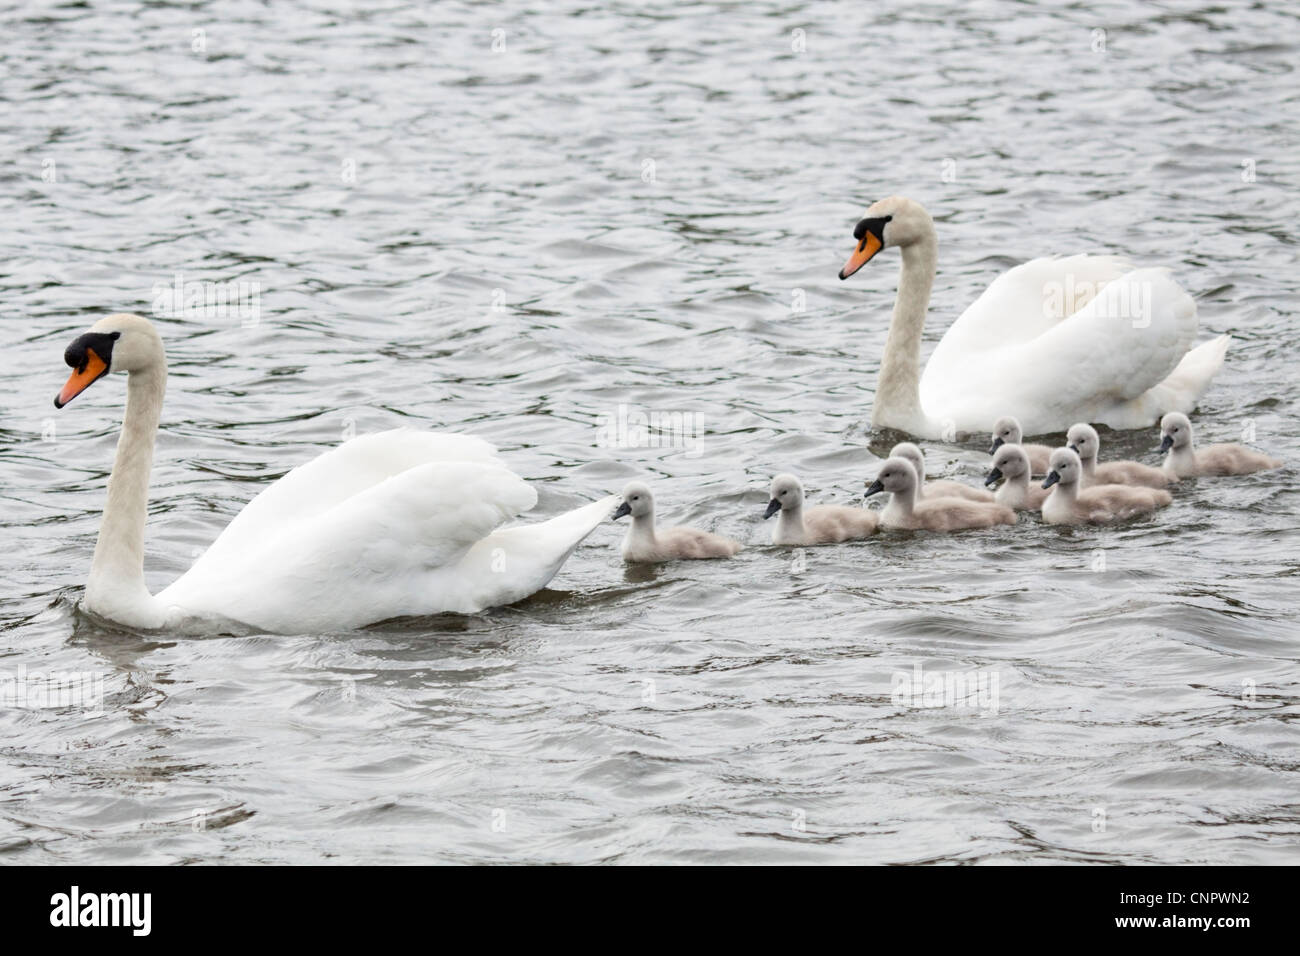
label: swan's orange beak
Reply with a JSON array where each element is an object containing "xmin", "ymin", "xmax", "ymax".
[
  {"xmin": 55, "ymin": 348, "xmax": 109, "ymax": 408},
  {"xmin": 839, "ymin": 232, "xmax": 882, "ymax": 279}
]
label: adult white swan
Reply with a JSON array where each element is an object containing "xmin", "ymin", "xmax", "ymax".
[
  {"xmin": 838, "ymin": 196, "xmax": 1229, "ymax": 439},
  {"xmin": 53, "ymin": 313, "xmax": 616, "ymax": 633}
]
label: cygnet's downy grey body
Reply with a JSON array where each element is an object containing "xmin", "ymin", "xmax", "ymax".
[
  {"xmin": 866, "ymin": 458, "xmax": 1016, "ymax": 531},
  {"xmin": 614, "ymin": 481, "xmax": 742, "ymax": 562},
  {"xmin": 1066, "ymin": 422, "xmax": 1169, "ymax": 489},
  {"xmin": 764, "ymin": 473, "xmax": 879, "ymax": 545},
  {"xmin": 890, "ymin": 442, "xmax": 994, "ymax": 504},
  {"xmin": 1159, "ymin": 412, "xmax": 1282, "ymax": 479},
  {"xmin": 1040, "ymin": 448, "xmax": 1171, "ymax": 525}
]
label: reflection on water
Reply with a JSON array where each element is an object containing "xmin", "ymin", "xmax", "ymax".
[{"xmin": 1, "ymin": 0, "xmax": 1297, "ymax": 863}]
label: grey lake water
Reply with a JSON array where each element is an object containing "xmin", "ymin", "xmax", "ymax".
[{"xmin": 1, "ymin": 0, "xmax": 1298, "ymax": 865}]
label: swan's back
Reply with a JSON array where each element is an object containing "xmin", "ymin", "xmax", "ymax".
[
  {"xmin": 189, "ymin": 429, "xmax": 504, "ymax": 574},
  {"xmin": 928, "ymin": 254, "xmax": 1134, "ymax": 369},
  {"xmin": 159, "ymin": 457, "xmax": 540, "ymax": 629},
  {"xmin": 999, "ymin": 269, "xmax": 1198, "ymax": 428},
  {"xmin": 922, "ymin": 260, "xmax": 1215, "ymax": 434},
  {"xmin": 157, "ymin": 432, "xmax": 617, "ymax": 630}
]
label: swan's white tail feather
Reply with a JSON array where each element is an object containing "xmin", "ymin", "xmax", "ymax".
[
  {"xmin": 1141, "ymin": 334, "xmax": 1230, "ymax": 417},
  {"xmin": 445, "ymin": 495, "xmax": 619, "ymax": 611}
]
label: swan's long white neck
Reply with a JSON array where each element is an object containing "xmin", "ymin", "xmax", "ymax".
[
  {"xmin": 872, "ymin": 234, "xmax": 937, "ymax": 433},
  {"xmin": 85, "ymin": 362, "xmax": 165, "ymax": 623}
]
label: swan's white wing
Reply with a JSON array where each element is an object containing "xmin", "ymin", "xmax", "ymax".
[
  {"xmin": 188, "ymin": 428, "xmax": 500, "ymax": 572},
  {"xmin": 925, "ymin": 254, "xmax": 1135, "ymax": 376},
  {"xmin": 1008, "ymin": 267, "xmax": 1196, "ymax": 416},
  {"xmin": 429, "ymin": 494, "xmax": 620, "ymax": 612},
  {"xmin": 925, "ymin": 268, "xmax": 1197, "ymax": 434},
  {"xmin": 158, "ymin": 460, "xmax": 538, "ymax": 631}
]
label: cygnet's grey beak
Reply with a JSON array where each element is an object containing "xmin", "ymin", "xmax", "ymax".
[
  {"xmin": 989, "ymin": 437, "xmax": 1004, "ymax": 456},
  {"xmin": 1041, "ymin": 471, "xmax": 1060, "ymax": 489},
  {"xmin": 984, "ymin": 468, "xmax": 1002, "ymax": 487},
  {"xmin": 612, "ymin": 501, "xmax": 631, "ymax": 520},
  {"xmin": 763, "ymin": 499, "xmax": 781, "ymax": 520},
  {"xmin": 864, "ymin": 479, "xmax": 885, "ymax": 499},
  {"xmin": 1158, "ymin": 435, "xmax": 1173, "ymax": 454}
]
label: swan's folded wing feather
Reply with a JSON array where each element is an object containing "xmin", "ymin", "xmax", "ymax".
[
  {"xmin": 158, "ymin": 460, "xmax": 536, "ymax": 630},
  {"xmin": 925, "ymin": 268, "xmax": 1196, "ymax": 432},
  {"xmin": 1015, "ymin": 268, "xmax": 1196, "ymax": 407},
  {"xmin": 438, "ymin": 494, "xmax": 620, "ymax": 611},
  {"xmin": 295, "ymin": 459, "xmax": 537, "ymax": 573},
  {"xmin": 927, "ymin": 254, "xmax": 1135, "ymax": 373},
  {"xmin": 190, "ymin": 428, "xmax": 501, "ymax": 571}
]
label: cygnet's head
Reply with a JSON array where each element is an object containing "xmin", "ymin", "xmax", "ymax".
[
  {"xmin": 986, "ymin": 444, "xmax": 1031, "ymax": 486},
  {"xmin": 1159, "ymin": 412, "xmax": 1193, "ymax": 453},
  {"xmin": 865, "ymin": 457, "xmax": 919, "ymax": 499},
  {"xmin": 1066, "ymin": 423, "xmax": 1100, "ymax": 462},
  {"xmin": 764, "ymin": 473, "xmax": 805, "ymax": 519},
  {"xmin": 1042, "ymin": 448, "xmax": 1083, "ymax": 490},
  {"xmin": 613, "ymin": 481, "xmax": 654, "ymax": 521},
  {"xmin": 889, "ymin": 442, "xmax": 927, "ymax": 484},
  {"xmin": 838, "ymin": 196, "xmax": 933, "ymax": 280},
  {"xmin": 989, "ymin": 416, "xmax": 1024, "ymax": 456}
]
